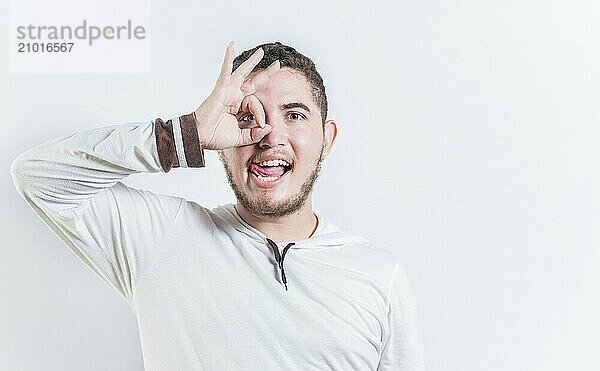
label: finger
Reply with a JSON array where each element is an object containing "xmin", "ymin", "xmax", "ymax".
[
  {"xmin": 238, "ymin": 124, "xmax": 272, "ymax": 146},
  {"xmin": 218, "ymin": 41, "xmax": 235, "ymax": 82},
  {"xmin": 240, "ymin": 60, "xmax": 280, "ymax": 95},
  {"xmin": 231, "ymin": 47, "xmax": 264, "ymax": 83},
  {"xmin": 229, "ymin": 93, "xmax": 244, "ymax": 115},
  {"xmin": 239, "ymin": 95, "xmax": 266, "ymax": 128}
]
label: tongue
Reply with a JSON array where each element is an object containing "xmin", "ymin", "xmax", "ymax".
[{"xmin": 250, "ymin": 163, "xmax": 286, "ymax": 177}]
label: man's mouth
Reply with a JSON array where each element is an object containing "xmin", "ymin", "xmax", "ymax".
[{"xmin": 248, "ymin": 159, "xmax": 293, "ymax": 183}]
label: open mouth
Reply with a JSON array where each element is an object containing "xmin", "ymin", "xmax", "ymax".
[{"xmin": 248, "ymin": 159, "xmax": 293, "ymax": 183}]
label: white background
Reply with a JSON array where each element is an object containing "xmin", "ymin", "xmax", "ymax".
[{"xmin": 1, "ymin": 0, "xmax": 599, "ymax": 370}]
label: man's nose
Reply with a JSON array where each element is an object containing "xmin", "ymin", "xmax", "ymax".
[{"xmin": 258, "ymin": 114, "xmax": 288, "ymax": 149}]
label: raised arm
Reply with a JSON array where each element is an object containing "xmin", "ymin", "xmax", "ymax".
[{"xmin": 10, "ymin": 42, "xmax": 280, "ymax": 304}]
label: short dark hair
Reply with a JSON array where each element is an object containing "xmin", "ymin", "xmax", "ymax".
[{"xmin": 233, "ymin": 42, "xmax": 328, "ymax": 123}]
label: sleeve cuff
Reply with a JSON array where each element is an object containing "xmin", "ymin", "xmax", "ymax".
[{"xmin": 154, "ymin": 112, "xmax": 205, "ymax": 172}]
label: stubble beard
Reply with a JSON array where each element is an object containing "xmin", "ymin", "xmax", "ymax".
[{"xmin": 219, "ymin": 147, "xmax": 324, "ymax": 218}]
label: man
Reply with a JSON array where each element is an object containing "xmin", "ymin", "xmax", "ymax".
[{"xmin": 11, "ymin": 41, "xmax": 425, "ymax": 370}]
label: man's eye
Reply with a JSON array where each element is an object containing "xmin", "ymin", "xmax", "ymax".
[
  {"xmin": 239, "ymin": 114, "xmax": 255, "ymax": 122},
  {"xmin": 288, "ymin": 112, "xmax": 306, "ymax": 121}
]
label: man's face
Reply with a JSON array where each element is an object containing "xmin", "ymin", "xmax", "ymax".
[{"xmin": 219, "ymin": 67, "xmax": 337, "ymax": 218}]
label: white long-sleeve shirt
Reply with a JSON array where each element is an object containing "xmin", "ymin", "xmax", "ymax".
[{"xmin": 10, "ymin": 112, "xmax": 425, "ymax": 370}]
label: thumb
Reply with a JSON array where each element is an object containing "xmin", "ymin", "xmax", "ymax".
[{"xmin": 239, "ymin": 124, "xmax": 272, "ymax": 146}]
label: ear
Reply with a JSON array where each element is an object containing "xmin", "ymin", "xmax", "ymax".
[{"xmin": 321, "ymin": 119, "xmax": 338, "ymax": 160}]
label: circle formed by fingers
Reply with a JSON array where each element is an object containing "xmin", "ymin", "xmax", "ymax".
[{"xmin": 238, "ymin": 95, "xmax": 265, "ymax": 129}]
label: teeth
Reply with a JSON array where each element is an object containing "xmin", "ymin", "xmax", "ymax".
[
  {"xmin": 256, "ymin": 159, "xmax": 290, "ymax": 167},
  {"xmin": 255, "ymin": 174, "xmax": 281, "ymax": 182}
]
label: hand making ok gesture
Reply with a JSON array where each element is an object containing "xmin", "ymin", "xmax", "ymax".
[{"xmin": 194, "ymin": 41, "xmax": 281, "ymax": 150}]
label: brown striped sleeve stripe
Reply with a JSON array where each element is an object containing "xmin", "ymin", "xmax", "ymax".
[{"xmin": 154, "ymin": 112, "xmax": 205, "ymax": 172}]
